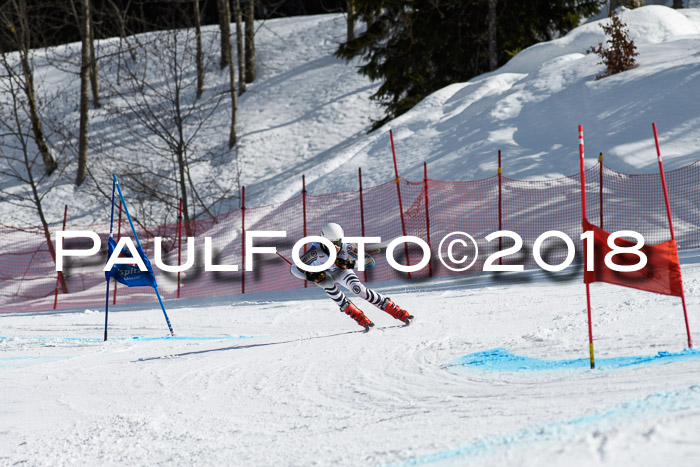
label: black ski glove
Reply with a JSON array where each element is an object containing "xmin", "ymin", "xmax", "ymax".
[
  {"xmin": 305, "ymin": 271, "xmax": 326, "ymax": 283},
  {"xmin": 335, "ymin": 257, "xmax": 356, "ymax": 270}
]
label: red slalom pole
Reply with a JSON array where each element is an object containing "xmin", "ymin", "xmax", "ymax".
[
  {"xmin": 424, "ymin": 162, "xmax": 433, "ymax": 277},
  {"xmin": 653, "ymin": 123, "xmax": 692, "ymax": 348},
  {"xmin": 177, "ymin": 198, "xmax": 183, "ymax": 299},
  {"xmin": 579, "ymin": 125, "xmax": 595, "ymax": 369},
  {"xmin": 53, "ymin": 205, "xmax": 68, "ymax": 309},
  {"xmin": 112, "ymin": 200, "xmax": 122, "ymax": 305},
  {"xmin": 241, "ymin": 186, "xmax": 246, "ymax": 294},
  {"xmin": 359, "ymin": 167, "xmax": 368, "ymax": 282},
  {"xmin": 390, "ymin": 129, "xmax": 412, "ymax": 278},
  {"xmin": 599, "ymin": 152, "xmax": 604, "ymax": 229}
]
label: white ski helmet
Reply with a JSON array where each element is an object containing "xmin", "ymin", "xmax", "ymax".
[{"xmin": 320, "ymin": 222, "xmax": 344, "ymax": 250}]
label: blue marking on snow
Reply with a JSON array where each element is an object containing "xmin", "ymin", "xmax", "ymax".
[
  {"xmin": 398, "ymin": 385, "xmax": 700, "ymax": 466},
  {"xmin": 457, "ymin": 347, "xmax": 700, "ymax": 372},
  {"xmin": 0, "ymin": 335, "xmax": 263, "ymax": 343}
]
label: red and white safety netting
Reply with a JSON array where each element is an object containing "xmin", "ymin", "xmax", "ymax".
[{"xmin": 2, "ymin": 161, "xmax": 699, "ymax": 313}]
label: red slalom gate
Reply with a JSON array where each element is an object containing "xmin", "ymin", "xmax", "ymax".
[
  {"xmin": 579, "ymin": 125, "xmax": 596, "ymax": 369},
  {"xmin": 390, "ymin": 129, "xmax": 412, "ymax": 278},
  {"xmin": 580, "ymin": 123, "xmax": 693, "ymax": 370},
  {"xmin": 652, "ymin": 123, "xmax": 692, "ymax": 348}
]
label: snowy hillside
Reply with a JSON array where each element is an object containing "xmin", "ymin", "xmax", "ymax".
[
  {"xmin": 3, "ymin": 5, "xmax": 700, "ymax": 226},
  {"xmin": 305, "ymin": 4, "xmax": 700, "ymax": 197}
]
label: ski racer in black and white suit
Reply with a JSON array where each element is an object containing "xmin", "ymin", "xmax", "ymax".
[{"xmin": 291, "ymin": 222, "xmax": 413, "ymax": 332}]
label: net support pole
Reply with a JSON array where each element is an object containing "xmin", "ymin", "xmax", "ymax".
[
  {"xmin": 105, "ymin": 178, "xmax": 117, "ymax": 341},
  {"xmin": 389, "ymin": 129, "xmax": 412, "ymax": 278},
  {"xmin": 652, "ymin": 123, "xmax": 692, "ymax": 348},
  {"xmin": 112, "ymin": 200, "xmax": 122, "ymax": 305},
  {"xmin": 359, "ymin": 167, "xmax": 368, "ymax": 282},
  {"xmin": 498, "ymin": 150, "xmax": 503, "ymax": 265},
  {"xmin": 599, "ymin": 153, "xmax": 604, "ymax": 229},
  {"xmin": 241, "ymin": 186, "xmax": 246, "ymax": 294},
  {"xmin": 302, "ymin": 175, "xmax": 308, "ymax": 288},
  {"xmin": 424, "ymin": 162, "xmax": 433, "ymax": 277},
  {"xmin": 177, "ymin": 198, "xmax": 183, "ymax": 299},
  {"xmin": 53, "ymin": 205, "xmax": 68, "ymax": 309},
  {"xmin": 579, "ymin": 125, "xmax": 595, "ymax": 369}
]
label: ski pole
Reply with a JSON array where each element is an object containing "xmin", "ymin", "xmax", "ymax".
[{"xmin": 276, "ymin": 251, "xmax": 292, "ymax": 265}]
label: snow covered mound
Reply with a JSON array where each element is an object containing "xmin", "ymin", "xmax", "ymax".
[{"xmin": 304, "ymin": 5, "xmax": 700, "ymax": 197}]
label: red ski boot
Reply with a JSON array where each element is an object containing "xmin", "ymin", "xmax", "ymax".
[
  {"xmin": 340, "ymin": 299, "xmax": 374, "ymax": 332},
  {"xmin": 380, "ymin": 297, "xmax": 414, "ymax": 325}
]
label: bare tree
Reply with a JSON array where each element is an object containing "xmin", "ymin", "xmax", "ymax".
[
  {"xmin": 0, "ymin": 0, "xmax": 58, "ymax": 175},
  {"xmin": 105, "ymin": 0, "xmax": 136, "ymax": 86},
  {"xmin": 218, "ymin": 0, "xmax": 238, "ymax": 146},
  {"xmin": 217, "ymin": 0, "xmax": 231, "ymax": 69},
  {"xmin": 88, "ymin": 1, "xmax": 100, "ymax": 108},
  {"xmin": 0, "ymin": 51, "xmax": 68, "ymax": 293},
  {"xmin": 72, "ymin": 0, "xmax": 92, "ymax": 186},
  {"xmin": 194, "ymin": 0, "xmax": 204, "ymax": 98},
  {"xmin": 101, "ymin": 27, "xmax": 237, "ymax": 233},
  {"xmin": 244, "ymin": 0, "xmax": 256, "ymax": 83},
  {"xmin": 233, "ymin": 0, "xmax": 246, "ymax": 94},
  {"xmin": 488, "ymin": 0, "xmax": 497, "ymax": 71}
]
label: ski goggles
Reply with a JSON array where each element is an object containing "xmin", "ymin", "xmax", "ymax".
[{"xmin": 330, "ymin": 239, "xmax": 342, "ymax": 249}]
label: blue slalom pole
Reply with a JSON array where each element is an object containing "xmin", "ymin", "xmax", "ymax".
[
  {"xmin": 154, "ymin": 288, "xmax": 175, "ymax": 337},
  {"xmin": 112, "ymin": 175, "xmax": 175, "ymax": 337},
  {"xmin": 104, "ymin": 178, "xmax": 117, "ymax": 341}
]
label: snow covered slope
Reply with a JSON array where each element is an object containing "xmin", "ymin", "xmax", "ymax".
[
  {"xmin": 3, "ymin": 5, "xmax": 700, "ymax": 225},
  {"xmin": 2, "ymin": 251, "xmax": 700, "ymax": 465},
  {"xmin": 304, "ymin": 5, "xmax": 700, "ymax": 198}
]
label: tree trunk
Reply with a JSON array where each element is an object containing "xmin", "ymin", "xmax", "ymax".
[
  {"xmin": 88, "ymin": 3, "xmax": 100, "ymax": 108},
  {"xmin": 219, "ymin": 0, "xmax": 238, "ymax": 146},
  {"xmin": 488, "ymin": 0, "xmax": 497, "ymax": 71},
  {"xmin": 195, "ymin": 0, "xmax": 204, "ymax": 98},
  {"xmin": 20, "ymin": 53, "xmax": 57, "ymax": 175},
  {"xmin": 608, "ymin": 0, "xmax": 623, "ymax": 13},
  {"xmin": 244, "ymin": 0, "xmax": 255, "ymax": 83},
  {"xmin": 76, "ymin": 0, "xmax": 90, "ymax": 186},
  {"xmin": 673, "ymin": 0, "xmax": 684, "ymax": 8},
  {"xmin": 233, "ymin": 0, "xmax": 246, "ymax": 94},
  {"xmin": 346, "ymin": 0, "xmax": 355, "ymax": 42},
  {"xmin": 12, "ymin": 0, "xmax": 57, "ymax": 175},
  {"xmin": 217, "ymin": 0, "xmax": 230, "ymax": 69},
  {"xmin": 6, "ymin": 69, "xmax": 67, "ymax": 292}
]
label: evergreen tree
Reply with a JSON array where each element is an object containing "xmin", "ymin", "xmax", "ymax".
[{"xmin": 336, "ymin": 0, "xmax": 603, "ymax": 130}]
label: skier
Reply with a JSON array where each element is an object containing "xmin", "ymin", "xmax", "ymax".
[{"xmin": 291, "ymin": 222, "xmax": 414, "ymax": 332}]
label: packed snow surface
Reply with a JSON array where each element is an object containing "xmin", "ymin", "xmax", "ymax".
[{"xmin": 2, "ymin": 251, "xmax": 700, "ymax": 465}]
